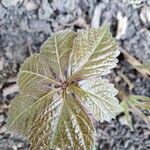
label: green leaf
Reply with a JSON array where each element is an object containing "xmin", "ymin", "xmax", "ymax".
[
  {"xmin": 68, "ymin": 24, "xmax": 119, "ymax": 81},
  {"xmin": 129, "ymin": 97, "xmax": 150, "ymax": 110},
  {"xmin": 7, "ymin": 26, "xmax": 121, "ymax": 149},
  {"xmin": 7, "ymin": 90, "xmax": 56, "ymax": 135},
  {"xmin": 18, "ymin": 54, "xmax": 59, "ymax": 98},
  {"xmin": 130, "ymin": 95, "xmax": 150, "ymax": 101},
  {"xmin": 120, "ymin": 100, "xmax": 133, "ymax": 130},
  {"xmin": 128, "ymin": 100, "xmax": 150, "ymax": 128},
  {"xmin": 70, "ymin": 78, "xmax": 122, "ymax": 122},
  {"xmin": 41, "ymin": 31, "xmax": 76, "ymax": 81},
  {"xmin": 120, "ymin": 95, "xmax": 150, "ymax": 130},
  {"xmin": 28, "ymin": 92, "xmax": 94, "ymax": 150}
]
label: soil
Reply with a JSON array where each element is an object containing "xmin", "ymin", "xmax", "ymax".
[{"xmin": 0, "ymin": 0, "xmax": 150, "ymax": 149}]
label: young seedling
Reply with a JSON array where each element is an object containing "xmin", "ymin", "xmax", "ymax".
[{"xmin": 7, "ymin": 24, "xmax": 122, "ymax": 149}]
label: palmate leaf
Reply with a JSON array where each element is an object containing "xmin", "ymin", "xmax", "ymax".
[{"xmin": 7, "ymin": 26, "xmax": 122, "ymax": 150}]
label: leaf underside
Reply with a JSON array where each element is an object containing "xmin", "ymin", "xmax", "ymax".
[{"xmin": 8, "ymin": 25, "xmax": 122, "ymax": 150}]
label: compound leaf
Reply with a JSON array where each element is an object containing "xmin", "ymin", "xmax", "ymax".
[{"xmin": 8, "ymin": 25, "xmax": 121, "ymax": 150}]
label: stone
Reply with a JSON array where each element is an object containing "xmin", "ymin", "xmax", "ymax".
[
  {"xmin": 140, "ymin": 5, "xmax": 150, "ymax": 28},
  {"xmin": 0, "ymin": 57, "xmax": 4, "ymax": 71},
  {"xmin": 38, "ymin": 0, "xmax": 53, "ymax": 20},
  {"xmin": 0, "ymin": 3, "xmax": 7, "ymax": 19},
  {"xmin": 24, "ymin": 0, "xmax": 39, "ymax": 11},
  {"xmin": 29, "ymin": 19, "xmax": 51, "ymax": 33},
  {"xmin": 0, "ymin": 114, "xmax": 5, "ymax": 123},
  {"xmin": 1, "ymin": 0, "xmax": 23, "ymax": 8}
]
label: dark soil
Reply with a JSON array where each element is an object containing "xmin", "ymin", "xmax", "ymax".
[{"xmin": 0, "ymin": 0, "xmax": 150, "ymax": 149}]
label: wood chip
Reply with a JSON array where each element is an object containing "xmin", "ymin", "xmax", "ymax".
[
  {"xmin": 0, "ymin": 103, "xmax": 10, "ymax": 113},
  {"xmin": 2, "ymin": 83, "xmax": 18, "ymax": 97},
  {"xmin": 24, "ymin": 0, "xmax": 39, "ymax": 11},
  {"xmin": 0, "ymin": 57, "xmax": 4, "ymax": 70},
  {"xmin": 116, "ymin": 11, "xmax": 128, "ymax": 40},
  {"xmin": 91, "ymin": 3, "xmax": 104, "ymax": 28},
  {"xmin": 73, "ymin": 17, "xmax": 89, "ymax": 29},
  {"xmin": 66, "ymin": 17, "xmax": 89, "ymax": 29},
  {"xmin": 0, "ymin": 84, "xmax": 3, "ymax": 90},
  {"xmin": 140, "ymin": 5, "xmax": 150, "ymax": 28},
  {"xmin": 7, "ymin": 77, "xmax": 17, "ymax": 83}
]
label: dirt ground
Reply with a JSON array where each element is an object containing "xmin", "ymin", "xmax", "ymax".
[{"xmin": 0, "ymin": 0, "xmax": 150, "ymax": 149}]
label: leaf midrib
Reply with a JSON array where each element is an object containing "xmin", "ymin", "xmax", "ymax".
[
  {"xmin": 68, "ymin": 27, "xmax": 107, "ymax": 82},
  {"xmin": 54, "ymin": 35, "xmax": 64, "ymax": 81},
  {"xmin": 20, "ymin": 70, "xmax": 60, "ymax": 85},
  {"xmin": 50, "ymin": 91, "xmax": 65, "ymax": 147},
  {"xmin": 66, "ymin": 101, "xmax": 87, "ymax": 150},
  {"xmin": 73, "ymin": 86, "xmax": 118, "ymax": 112},
  {"xmin": 8, "ymin": 89, "xmax": 57, "ymax": 129}
]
